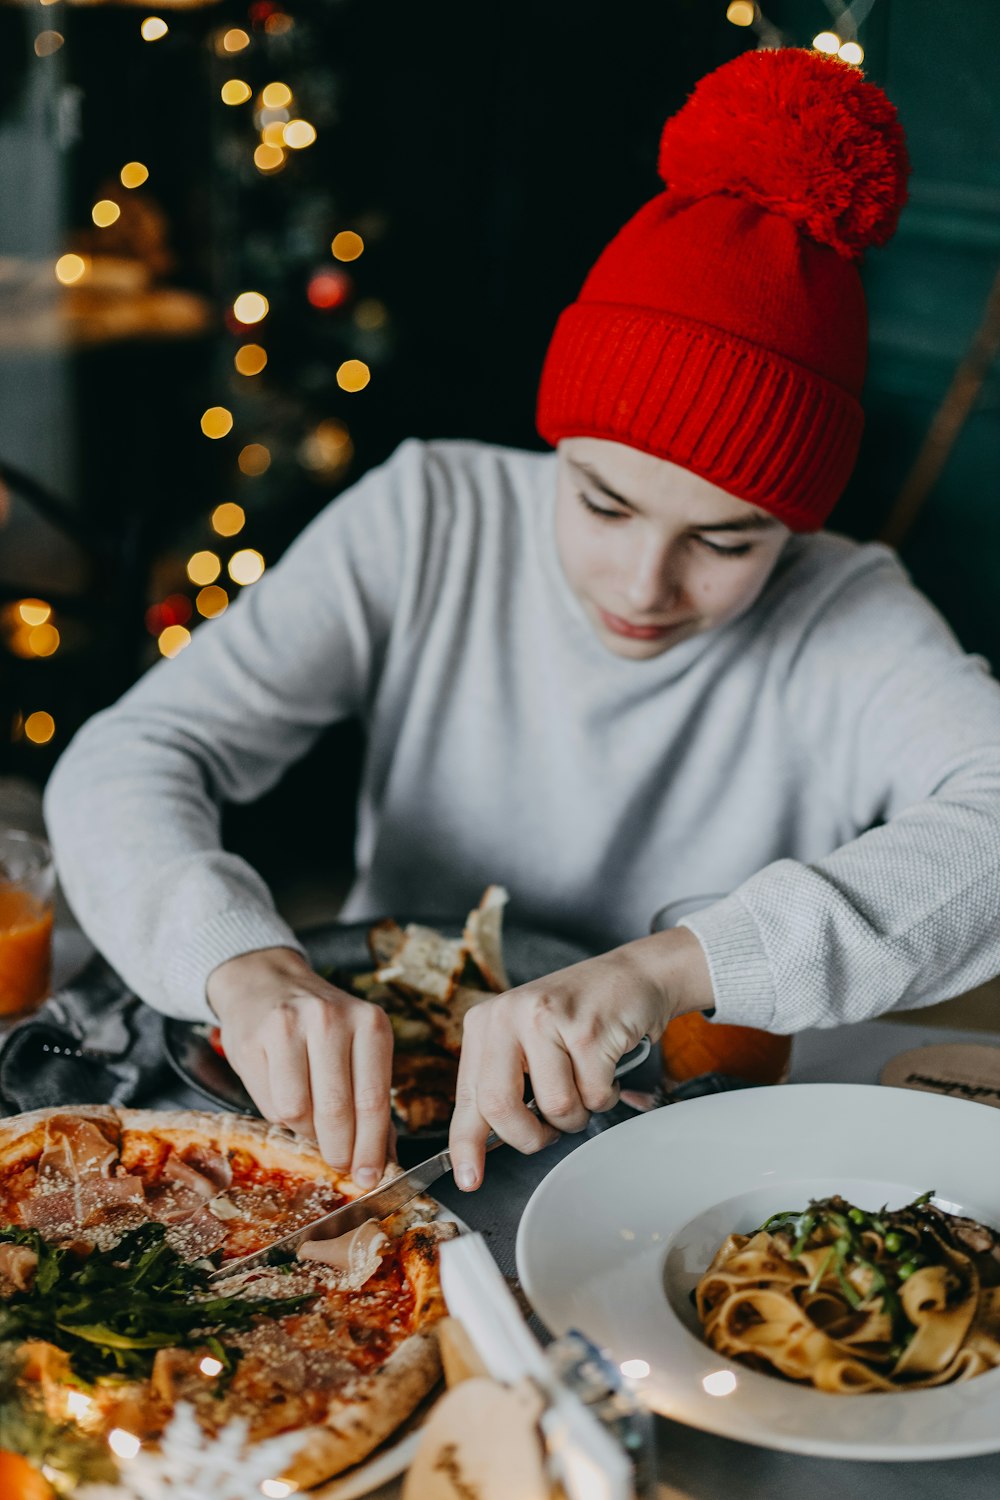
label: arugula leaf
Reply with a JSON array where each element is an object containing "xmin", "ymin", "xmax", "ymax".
[{"xmin": 0, "ymin": 1221, "xmax": 310, "ymax": 1381}]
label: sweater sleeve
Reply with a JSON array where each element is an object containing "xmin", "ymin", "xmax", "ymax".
[
  {"xmin": 680, "ymin": 552, "xmax": 1000, "ymax": 1032},
  {"xmin": 43, "ymin": 438, "xmax": 426, "ymax": 1022}
]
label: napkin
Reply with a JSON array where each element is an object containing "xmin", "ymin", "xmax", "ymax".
[{"xmin": 0, "ymin": 955, "xmax": 171, "ymax": 1115}]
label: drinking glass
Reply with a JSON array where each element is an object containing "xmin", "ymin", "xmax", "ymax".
[
  {"xmin": 650, "ymin": 894, "xmax": 791, "ymax": 1086},
  {"xmin": 0, "ymin": 829, "xmax": 55, "ymax": 1016}
]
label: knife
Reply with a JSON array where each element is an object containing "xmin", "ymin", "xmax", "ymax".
[{"xmin": 208, "ymin": 1035, "xmax": 651, "ymax": 1282}]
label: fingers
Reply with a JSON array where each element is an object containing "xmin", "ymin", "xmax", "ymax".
[
  {"xmin": 304, "ymin": 1002, "xmax": 357, "ymax": 1171},
  {"xmin": 450, "ymin": 1012, "xmax": 559, "ymax": 1191},
  {"xmin": 261, "ymin": 1009, "xmax": 314, "ymax": 1137},
  {"xmin": 521, "ymin": 1037, "xmax": 590, "ymax": 1134},
  {"xmin": 347, "ymin": 1006, "xmax": 393, "ymax": 1188}
]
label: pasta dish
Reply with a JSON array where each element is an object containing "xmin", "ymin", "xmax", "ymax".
[{"xmin": 696, "ymin": 1193, "xmax": 1000, "ymax": 1392}]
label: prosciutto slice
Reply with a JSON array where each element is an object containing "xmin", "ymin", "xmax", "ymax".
[
  {"xmin": 0, "ymin": 1242, "xmax": 37, "ymax": 1293},
  {"xmin": 37, "ymin": 1114, "xmax": 118, "ymax": 1188},
  {"xmin": 297, "ymin": 1220, "xmax": 389, "ymax": 1288}
]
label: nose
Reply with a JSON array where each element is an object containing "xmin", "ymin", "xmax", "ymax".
[{"xmin": 625, "ymin": 537, "xmax": 681, "ymax": 615}]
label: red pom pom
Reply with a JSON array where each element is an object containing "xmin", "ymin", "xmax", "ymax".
[{"xmin": 657, "ymin": 49, "xmax": 909, "ymax": 260}]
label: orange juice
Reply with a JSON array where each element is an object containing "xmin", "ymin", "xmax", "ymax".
[{"xmin": 0, "ymin": 884, "xmax": 53, "ymax": 1015}]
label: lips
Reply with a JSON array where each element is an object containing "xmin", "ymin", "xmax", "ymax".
[{"xmin": 597, "ymin": 608, "xmax": 687, "ymax": 641}]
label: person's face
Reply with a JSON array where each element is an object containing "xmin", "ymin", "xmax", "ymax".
[{"xmin": 554, "ymin": 437, "xmax": 791, "ymax": 660}]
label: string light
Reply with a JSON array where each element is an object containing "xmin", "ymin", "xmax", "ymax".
[
  {"xmin": 158, "ymin": 625, "xmax": 191, "ymax": 658},
  {"xmin": 17, "ymin": 599, "xmax": 52, "ymax": 626},
  {"xmin": 187, "ymin": 550, "xmax": 221, "ymax": 585},
  {"xmin": 238, "ymin": 443, "xmax": 270, "ymax": 476},
  {"xmin": 222, "ymin": 27, "xmax": 250, "ymax": 52},
  {"xmin": 812, "ymin": 30, "xmax": 841, "ymax": 53},
  {"xmin": 24, "ymin": 712, "xmax": 55, "ymax": 745},
  {"xmin": 331, "ymin": 231, "xmax": 364, "ymax": 262},
  {"xmin": 92, "ymin": 200, "xmax": 121, "ymax": 228},
  {"xmin": 196, "ymin": 585, "xmax": 229, "ymax": 618},
  {"xmin": 200, "ymin": 406, "xmax": 234, "ymax": 439},
  {"xmin": 264, "ymin": 12, "xmax": 293, "ymax": 34},
  {"xmin": 725, "ymin": 1, "xmax": 756, "ymax": 24},
  {"xmin": 261, "ymin": 82, "xmax": 292, "ymax": 109},
  {"xmin": 233, "ymin": 290, "xmax": 269, "ymax": 324},
  {"xmin": 120, "ymin": 161, "xmax": 149, "ymax": 189},
  {"xmin": 140, "ymin": 16, "xmax": 168, "ymax": 41},
  {"xmin": 838, "ymin": 40, "xmax": 864, "ymax": 64},
  {"xmin": 228, "ymin": 548, "xmax": 265, "ymax": 585},
  {"xmin": 199, "ymin": 1355, "xmax": 224, "ymax": 1377},
  {"xmin": 336, "ymin": 359, "xmax": 370, "ymax": 393},
  {"xmin": 235, "ymin": 343, "xmax": 268, "ymax": 375},
  {"xmin": 299, "ymin": 419, "xmax": 352, "ymax": 478},
  {"xmin": 221, "ymin": 79, "xmax": 253, "ymax": 106},
  {"xmin": 261, "ymin": 121, "xmax": 288, "ymax": 148},
  {"xmin": 211, "ymin": 501, "xmax": 246, "ymax": 535},
  {"xmin": 283, "ymin": 119, "xmax": 316, "ymax": 150},
  {"xmin": 254, "ymin": 143, "xmax": 285, "ymax": 173},
  {"xmin": 108, "ymin": 1428, "xmax": 141, "ymax": 1459},
  {"xmin": 55, "ymin": 253, "xmax": 87, "ymax": 286},
  {"xmin": 34, "ymin": 31, "xmax": 64, "ymax": 56}
]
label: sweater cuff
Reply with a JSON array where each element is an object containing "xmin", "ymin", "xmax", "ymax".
[
  {"xmin": 678, "ymin": 892, "xmax": 778, "ymax": 1030},
  {"xmin": 164, "ymin": 907, "xmax": 308, "ymax": 1023}
]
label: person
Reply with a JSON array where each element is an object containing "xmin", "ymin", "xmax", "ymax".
[{"xmin": 45, "ymin": 49, "xmax": 1000, "ymax": 1196}]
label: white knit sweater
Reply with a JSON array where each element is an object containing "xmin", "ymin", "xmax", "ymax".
[{"xmin": 44, "ymin": 439, "xmax": 1000, "ymax": 1029}]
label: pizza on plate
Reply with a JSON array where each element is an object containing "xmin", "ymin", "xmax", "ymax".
[{"xmin": 0, "ymin": 1105, "xmax": 457, "ymax": 1487}]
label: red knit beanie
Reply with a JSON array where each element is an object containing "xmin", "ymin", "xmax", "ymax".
[{"xmin": 535, "ymin": 49, "xmax": 910, "ymax": 530}]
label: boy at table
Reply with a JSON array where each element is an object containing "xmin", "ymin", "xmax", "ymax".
[{"xmin": 45, "ymin": 50, "xmax": 1000, "ymax": 1193}]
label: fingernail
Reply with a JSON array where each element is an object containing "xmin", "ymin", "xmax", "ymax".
[
  {"xmin": 354, "ymin": 1167, "xmax": 379, "ymax": 1189},
  {"xmin": 456, "ymin": 1165, "xmax": 478, "ymax": 1191}
]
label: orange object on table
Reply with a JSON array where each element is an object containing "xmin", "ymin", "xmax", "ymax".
[
  {"xmin": 0, "ymin": 1451, "xmax": 56, "ymax": 1500},
  {"xmin": 0, "ymin": 885, "xmax": 53, "ymax": 1016},
  {"xmin": 661, "ymin": 1010, "xmax": 791, "ymax": 1086}
]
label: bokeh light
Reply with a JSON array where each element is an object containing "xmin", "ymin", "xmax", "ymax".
[
  {"xmin": 34, "ymin": 31, "xmax": 64, "ymax": 56},
  {"xmin": 211, "ymin": 501, "xmax": 246, "ymax": 535},
  {"xmin": 17, "ymin": 599, "xmax": 52, "ymax": 627},
  {"xmin": 299, "ymin": 419, "xmax": 353, "ymax": 478},
  {"xmin": 200, "ymin": 406, "xmax": 234, "ymax": 439},
  {"xmin": 261, "ymin": 82, "xmax": 292, "ymax": 109},
  {"xmin": 307, "ymin": 269, "xmax": 351, "ymax": 310},
  {"xmin": 238, "ymin": 444, "xmax": 270, "ymax": 476},
  {"xmin": 92, "ymin": 200, "xmax": 121, "ymax": 228},
  {"xmin": 140, "ymin": 16, "xmax": 168, "ymax": 41},
  {"xmin": 228, "ymin": 549, "xmax": 265, "ymax": 586},
  {"xmin": 196, "ymin": 585, "xmax": 229, "ymax": 618},
  {"xmin": 336, "ymin": 359, "xmax": 370, "ymax": 393},
  {"xmin": 120, "ymin": 161, "xmax": 149, "ymax": 189},
  {"xmin": 283, "ymin": 119, "xmax": 316, "ymax": 150},
  {"xmin": 28, "ymin": 624, "xmax": 60, "ymax": 657},
  {"xmin": 222, "ymin": 27, "xmax": 250, "ymax": 52},
  {"xmin": 158, "ymin": 625, "xmax": 192, "ymax": 659},
  {"xmin": 221, "ymin": 79, "xmax": 252, "ymax": 106},
  {"xmin": 234, "ymin": 343, "xmax": 268, "ymax": 376},
  {"xmin": 725, "ymin": 1, "xmax": 755, "ymax": 24},
  {"xmin": 812, "ymin": 30, "xmax": 840, "ymax": 53},
  {"xmin": 25, "ymin": 712, "xmax": 55, "ymax": 745},
  {"xmin": 254, "ymin": 143, "xmax": 285, "ymax": 173},
  {"xmin": 186, "ymin": 550, "xmax": 221, "ymax": 586},
  {"xmin": 331, "ymin": 231, "xmax": 364, "ymax": 262},
  {"xmin": 838, "ymin": 40, "xmax": 864, "ymax": 64},
  {"xmin": 233, "ymin": 291, "xmax": 268, "ymax": 324},
  {"xmin": 55, "ymin": 255, "xmax": 88, "ymax": 286}
]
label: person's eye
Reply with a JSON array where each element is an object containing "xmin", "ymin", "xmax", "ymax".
[
  {"xmin": 576, "ymin": 491, "xmax": 628, "ymax": 521},
  {"xmin": 698, "ymin": 537, "xmax": 753, "ymax": 558}
]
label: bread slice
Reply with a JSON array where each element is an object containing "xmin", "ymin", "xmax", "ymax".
[
  {"xmin": 375, "ymin": 925, "xmax": 467, "ymax": 1004},
  {"xmin": 462, "ymin": 885, "xmax": 511, "ymax": 993}
]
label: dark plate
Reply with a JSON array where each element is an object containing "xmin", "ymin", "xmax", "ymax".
[{"xmin": 162, "ymin": 917, "xmax": 592, "ymax": 1138}]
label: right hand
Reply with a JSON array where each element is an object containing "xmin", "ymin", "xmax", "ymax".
[{"xmin": 206, "ymin": 947, "xmax": 393, "ymax": 1188}]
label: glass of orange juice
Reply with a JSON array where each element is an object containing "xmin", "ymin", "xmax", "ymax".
[
  {"xmin": 651, "ymin": 894, "xmax": 791, "ymax": 1087},
  {"xmin": 0, "ymin": 830, "xmax": 55, "ymax": 1017}
]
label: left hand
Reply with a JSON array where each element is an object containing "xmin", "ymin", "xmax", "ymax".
[{"xmin": 448, "ymin": 927, "xmax": 712, "ymax": 1190}]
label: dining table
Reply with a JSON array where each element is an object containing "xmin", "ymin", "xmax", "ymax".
[{"xmin": 37, "ymin": 925, "xmax": 1000, "ymax": 1500}]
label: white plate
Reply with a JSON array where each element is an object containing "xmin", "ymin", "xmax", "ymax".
[{"xmin": 516, "ymin": 1083, "xmax": 1000, "ymax": 1461}]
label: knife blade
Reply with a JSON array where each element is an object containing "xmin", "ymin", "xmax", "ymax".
[{"xmin": 208, "ymin": 1035, "xmax": 651, "ymax": 1282}]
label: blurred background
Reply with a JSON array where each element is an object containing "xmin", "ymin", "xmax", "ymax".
[{"xmin": 0, "ymin": 0, "xmax": 998, "ymax": 923}]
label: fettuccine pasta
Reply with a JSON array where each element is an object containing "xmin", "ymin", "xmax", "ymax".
[{"xmin": 696, "ymin": 1194, "xmax": 1000, "ymax": 1392}]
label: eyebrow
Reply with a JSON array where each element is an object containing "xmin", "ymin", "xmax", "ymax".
[{"xmin": 570, "ymin": 460, "xmax": 780, "ymax": 532}]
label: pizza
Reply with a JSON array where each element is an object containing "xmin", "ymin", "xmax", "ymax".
[{"xmin": 0, "ymin": 1105, "xmax": 457, "ymax": 1488}]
